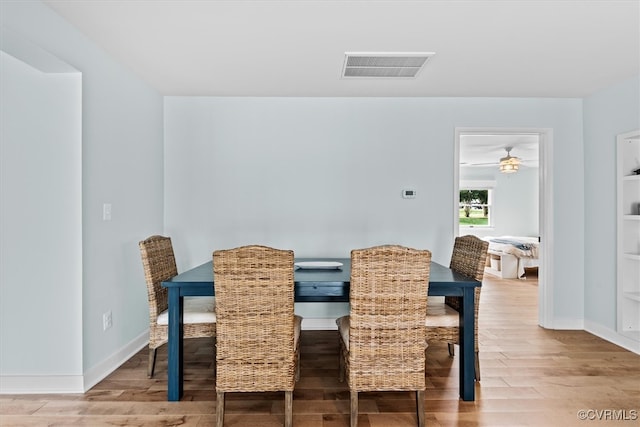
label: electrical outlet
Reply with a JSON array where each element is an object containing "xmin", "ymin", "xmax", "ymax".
[{"xmin": 103, "ymin": 310, "xmax": 112, "ymax": 331}]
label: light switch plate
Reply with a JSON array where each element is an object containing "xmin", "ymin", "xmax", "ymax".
[{"xmin": 103, "ymin": 203, "xmax": 112, "ymax": 221}]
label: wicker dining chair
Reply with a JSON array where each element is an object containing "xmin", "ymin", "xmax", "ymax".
[
  {"xmin": 336, "ymin": 245, "xmax": 431, "ymax": 427},
  {"xmin": 139, "ymin": 235, "xmax": 216, "ymax": 378},
  {"xmin": 213, "ymin": 245, "xmax": 302, "ymax": 427},
  {"xmin": 424, "ymin": 235, "xmax": 489, "ymax": 381}
]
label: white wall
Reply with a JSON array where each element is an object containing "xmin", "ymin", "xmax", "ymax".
[
  {"xmin": 0, "ymin": 51, "xmax": 82, "ymax": 387},
  {"xmin": 1, "ymin": 1, "xmax": 164, "ymax": 392},
  {"xmin": 165, "ymin": 96, "xmax": 584, "ymax": 326},
  {"xmin": 460, "ymin": 166, "xmax": 539, "ymax": 238},
  {"xmin": 583, "ymin": 76, "xmax": 640, "ymax": 342}
]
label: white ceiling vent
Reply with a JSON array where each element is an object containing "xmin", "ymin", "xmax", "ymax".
[{"xmin": 342, "ymin": 52, "xmax": 435, "ymax": 78}]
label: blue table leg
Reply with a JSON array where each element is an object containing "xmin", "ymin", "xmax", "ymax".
[
  {"xmin": 460, "ymin": 286, "xmax": 476, "ymax": 401},
  {"xmin": 167, "ymin": 288, "xmax": 183, "ymax": 401}
]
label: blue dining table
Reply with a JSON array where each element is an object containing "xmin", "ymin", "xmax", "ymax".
[{"xmin": 161, "ymin": 257, "xmax": 481, "ymax": 401}]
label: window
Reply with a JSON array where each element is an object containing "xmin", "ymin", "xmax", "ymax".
[{"xmin": 459, "ymin": 181, "xmax": 494, "ymax": 228}]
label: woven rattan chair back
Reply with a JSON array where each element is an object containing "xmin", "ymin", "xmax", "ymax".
[
  {"xmin": 343, "ymin": 245, "xmax": 431, "ymax": 427},
  {"xmin": 213, "ymin": 245, "xmax": 297, "ymax": 427},
  {"xmin": 444, "ymin": 235, "xmax": 489, "ymax": 332},
  {"xmin": 427, "ymin": 234, "xmax": 488, "ymax": 381},
  {"xmin": 449, "ymin": 235, "xmax": 489, "ymax": 282},
  {"xmin": 139, "ymin": 235, "xmax": 216, "ymax": 378}
]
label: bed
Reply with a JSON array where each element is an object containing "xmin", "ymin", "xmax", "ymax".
[{"xmin": 482, "ymin": 236, "xmax": 539, "ymax": 279}]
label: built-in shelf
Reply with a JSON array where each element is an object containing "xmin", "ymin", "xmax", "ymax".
[
  {"xmin": 624, "ymin": 292, "xmax": 640, "ymax": 303},
  {"xmin": 617, "ymin": 129, "xmax": 640, "ymax": 345}
]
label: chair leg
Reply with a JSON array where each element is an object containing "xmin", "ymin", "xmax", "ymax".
[
  {"xmin": 216, "ymin": 392, "xmax": 225, "ymax": 427},
  {"xmin": 285, "ymin": 390, "xmax": 293, "ymax": 427},
  {"xmin": 447, "ymin": 343, "xmax": 455, "ymax": 357},
  {"xmin": 148, "ymin": 347, "xmax": 157, "ymax": 378},
  {"xmin": 416, "ymin": 390, "xmax": 425, "ymax": 427},
  {"xmin": 475, "ymin": 350, "xmax": 481, "ymax": 381},
  {"xmin": 350, "ymin": 391, "xmax": 358, "ymax": 427},
  {"xmin": 338, "ymin": 341, "xmax": 345, "ymax": 383},
  {"xmin": 212, "ymin": 339, "xmax": 217, "ymax": 376}
]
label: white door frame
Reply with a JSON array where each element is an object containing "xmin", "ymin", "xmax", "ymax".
[{"xmin": 454, "ymin": 127, "xmax": 554, "ymax": 328}]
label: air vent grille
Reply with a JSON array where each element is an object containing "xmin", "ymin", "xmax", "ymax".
[{"xmin": 342, "ymin": 52, "xmax": 434, "ymax": 78}]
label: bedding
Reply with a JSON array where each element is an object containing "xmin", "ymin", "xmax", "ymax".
[{"xmin": 483, "ymin": 236, "xmax": 539, "ymax": 278}]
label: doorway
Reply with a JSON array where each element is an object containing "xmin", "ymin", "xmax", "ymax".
[{"xmin": 454, "ymin": 128, "xmax": 554, "ymax": 328}]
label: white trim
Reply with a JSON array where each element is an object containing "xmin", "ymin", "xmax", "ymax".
[
  {"xmin": 549, "ymin": 317, "xmax": 584, "ymax": 330},
  {"xmin": 538, "ymin": 129, "xmax": 554, "ymax": 328},
  {"xmin": 455, "ymin": 127, "xmax": 554, "ymax": 329},
  {"xmin": 0, "ymin": 330, "xmax": 149, "ymax": 394},
  {"xmin": 460, "ymin": 180, "xmax": 496, "ymax": 188},
  {"xmin": 585, "ymin": 320, "xmax": 640, "ymax": 354},
  {"xmin": 83, "ymin": 330, "xmax": 149, "ymax": 392},
  {"xmin": 301, "ymin": 318, "xmax": 339, "ymax": 330},
  {"xmin": 0, "ymin": 374, "xmax": 84, "ymax": 394},
  {"xmin": 454, "ymin": 129, "xmax": 462, "ymax": 236}
]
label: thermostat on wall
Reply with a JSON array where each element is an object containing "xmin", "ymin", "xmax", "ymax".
[{"xmin": 402, "ymin": 189, "xmax": 416, "ymax": 199}]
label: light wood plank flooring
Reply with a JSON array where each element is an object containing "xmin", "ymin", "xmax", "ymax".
[{"xmin": 2, "ymin": 274, "xmax": 639, "ymax": 426}]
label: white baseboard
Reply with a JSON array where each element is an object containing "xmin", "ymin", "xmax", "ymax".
[
  {"xmin": 543, "ymin": 317, "xmax": 640, "ymax": 355},
  {"xmin": 546, "ymin": 317, "xmax": 584, "ymax": 330},
  {"xmin": 0, "ymin": 330, "xmax": 149, "ymax": 395},
  {"xmin": 83, "ymin": 330, "xmax": 148, "ymax": 392},
  {"xmin": 0, "ymin": 374, "xmax": 84, "ymax": 394},
  {"xmin": 584, "ymin": 320, "xmax": 640, "ymax": 354},
  {"xmin": 301, "ymin": 318, "xmax": 338, "ymax": 330}
]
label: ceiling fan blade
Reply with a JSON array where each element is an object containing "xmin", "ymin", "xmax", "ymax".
[
  {"xmin": 462, "ymin": 158, "xmax": 536, "ymax": 166},
  {"xmin": 463, "ymin": 161, "xmax": 500, "ymax": 166}
]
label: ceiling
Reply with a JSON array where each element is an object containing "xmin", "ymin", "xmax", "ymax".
[{"xmin": 42, "ymin": 0, "xmax": 639, "ymax": 98}]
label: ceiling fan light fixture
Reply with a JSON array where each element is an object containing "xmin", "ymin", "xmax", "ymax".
[{"xmin": 499, "ymin": 147, "xmax": 521, "ymax": 173}]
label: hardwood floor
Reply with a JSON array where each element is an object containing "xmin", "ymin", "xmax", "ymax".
[{"xmin": 2, "ymin": 275, "xmax": 639, "ymax": 426}]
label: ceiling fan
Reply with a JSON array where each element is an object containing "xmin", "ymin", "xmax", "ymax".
[{"xmin": 461, "ymin": 146, "xmax": 536, "ymax": 173}]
